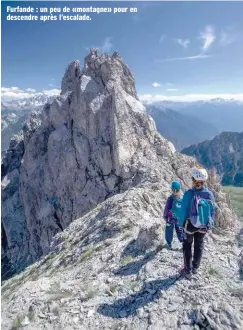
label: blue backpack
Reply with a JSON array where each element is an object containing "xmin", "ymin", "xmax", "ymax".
[
  {"xmin": 189, "ymin": 190, "xmax": 215, "ymax": 229},
  {"xmin": 170, "ymin": 196, "xmax": 183, "ymax": 220}
]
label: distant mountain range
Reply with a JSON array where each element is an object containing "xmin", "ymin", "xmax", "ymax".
[
  {"xmin": 182, "ymin": 131, "xmax": 243, "ymax": 187},
  {"xmin": 2, "ymin": 93, "xmax": 57, "ymax": 111},
  {"xmin": 146, "ymin": 105, "xmax": 218, "ymax": 150},
  {"xmin": 146, "ymin": 98, "xmax": 243, "ymax": 133}
]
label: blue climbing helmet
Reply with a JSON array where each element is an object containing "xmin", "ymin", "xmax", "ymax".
[{"xmin": 171, "ymin": 180, "xmax": 181, "ymax": 191}]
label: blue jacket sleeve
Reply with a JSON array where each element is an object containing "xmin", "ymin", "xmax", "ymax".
[
  {"xmin": 163, "ymin": 198, "xmax": 171, "ymax": 221},
  {"xmin": 178, "ymin": 190, "xmax": 191, "ymax": 227}
]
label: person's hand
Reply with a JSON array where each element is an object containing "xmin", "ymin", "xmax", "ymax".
[{"xmin": 168, "ymin": 211, "xmax": 173, "ymax": 218}]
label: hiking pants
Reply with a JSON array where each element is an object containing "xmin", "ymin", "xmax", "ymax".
[
  {"xmin": 165, "ymin": 222, "xmax": 184, "ymax": 247},
  {"xmin": 183, "ymin": 222, "xmax": 206, "ymax": 273}
]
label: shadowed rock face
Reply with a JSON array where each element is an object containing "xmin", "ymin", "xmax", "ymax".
[{"xmin": 1, "ymin": 50, "xmax": 237, "ymax": 280}]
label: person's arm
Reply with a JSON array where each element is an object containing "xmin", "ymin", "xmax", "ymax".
[
  {"xmin": 178, "ymin": 190, "xmax": 191, "ymax": 227},
  {"xmin": 163, "ymin": 198, "xmax": 172, "ymax": 222}
]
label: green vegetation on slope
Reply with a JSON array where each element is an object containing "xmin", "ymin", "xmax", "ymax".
[{"xmin": 223, "ymin": 186, "xmax": 243, "ymax": 222}]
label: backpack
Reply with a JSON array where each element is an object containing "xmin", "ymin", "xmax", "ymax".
[
  {"xmin": 169, "ymin": 196, "xmax": 183, "ymax": 220},
  {"xmin": 189, "ymin": 190, "xmax": 215, "ymax": 229}
]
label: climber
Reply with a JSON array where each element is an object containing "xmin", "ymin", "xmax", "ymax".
[
  {"xmin": 163, "ymin": 180, "xmax": 184, "ymax": 250},
  {"xmin": 178, "ymin": 165, "xmax": 216, "ymax": 280}
]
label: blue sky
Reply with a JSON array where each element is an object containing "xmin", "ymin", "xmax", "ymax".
[{"xmin": 2, "ymin": 1, "xmax": 243, "ymax": 102}]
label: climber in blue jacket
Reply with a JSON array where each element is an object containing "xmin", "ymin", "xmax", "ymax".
[{"xmin": 163, "ymin": 180, "xmax": 184, "ymax": 250}]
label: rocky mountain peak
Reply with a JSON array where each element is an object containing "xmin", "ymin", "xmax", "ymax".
[{"xmin": 81, "ymin": 48, "xmax": 138, "ymax": 100}]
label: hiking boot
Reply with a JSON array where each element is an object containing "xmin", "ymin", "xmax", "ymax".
[
  {"xmin": 180, "ymin": 265, "xmax": 184, "ymax": 270},
  {"xmin": 192, "ymin": 267, "xmax": 198, "ymax": 274},
  {"xmin": 166, "ymin": 244, "xmax": 172, "ymax": 250},
  {"xmin": 184, "ymin": 272, "xmax": 192, "ymax": 280},
  {"xmin": 156, "ymin": 244, "xmax": 164, "ymax": 252},
  {"xmin": 179, "ymin": 266, "xmax": 186, "ymax": 275},
  {"xmin": 180, "ymin": 267, "xmax": 192, "ymax": 280}
]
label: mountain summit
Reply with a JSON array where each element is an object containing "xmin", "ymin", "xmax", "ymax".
[{"xmin": 2, "ymin": 50, "xmax": 242, "ymax": 330}]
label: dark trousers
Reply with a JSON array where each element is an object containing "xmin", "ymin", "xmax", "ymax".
[
  {"xmin": 165, "ymin": 223, "xmax": 184, "ymax": 247},
  {"xmin": 183, "ymin": 222, "xmax": 206, "ymax": 273}
]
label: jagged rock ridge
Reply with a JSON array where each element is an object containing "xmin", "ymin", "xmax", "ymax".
[
  {"xmin": 1, "ymin": 50, "xmax": 238, "ymax": 282},
  {"xmin": 1, "ymin": 184, "xmax": 243, "ymax": 330}
]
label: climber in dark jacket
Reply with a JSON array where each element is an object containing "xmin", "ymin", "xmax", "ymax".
[
  {"xmin": 163, "ymin": 180, "xmax": 184, "ymax": 250},
  {"xmin": 178, "ymin": 165, "xmax": 216, "ymax": 280}
]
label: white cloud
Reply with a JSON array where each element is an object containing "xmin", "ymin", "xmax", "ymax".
[
  {"xmin": 10, "ymin": 87, "xmax": 21, "ymax": 92},
  {"xmin": 101, "ymin": 37, "xmax": 113, "ymax": 53},
  {"xmin": 1, "ymin": 87, "xmax": 30, "ymax": 100},
  {"xmin": 1, "ymin": 86, "xmax": 23, "ymax": 93},
  {"xmin": 199, "ymin": 25, "xmax": 216, "ymax": 52},
  {"xmin": 155, "ymin": 54, "xmax": 212, "ymax": 63},
  {"xmin": 42, "ymin": 89, "xmax": 60, "ymax": 96},
  {"xmin": 167, "ymin": 88, "xmax": 178, "ymax": 92},
  {"xmin": 177, "ymin": 38, "xmax": 190, "ymax": 48},
  {"xmin": 159, "ymin": 34, "xmax": 165, "ymax": 43},
  {"xmin": 86, "ymin": 37, "xmax": 113, "ymax": 54},
  {"xmin": 26, "ymin": 88, "xmax": 36, "ymax": 93},
  {"xmin": 1, "ymin": 86, "xmax": 60, "ymax": 102},
  {"xmin": 152, "ymin": 82, "xmax": 161, "ymax": 88}
]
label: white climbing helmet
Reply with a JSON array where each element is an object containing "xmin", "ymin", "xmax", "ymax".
[{"xmin": 192, "ymin": 166, "xmax": 208, "ymax": 182}]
